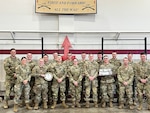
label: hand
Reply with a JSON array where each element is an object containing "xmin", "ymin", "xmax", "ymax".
[
  {"xmin": 89, "ymin": 76, "xmax": 94, "ymax": 81},
  {"xmin": 73, "ymin": 81, "xmax": 78, "ymax": 86},
  {"xmin": 58, "ymin": 78, "xmax": 62, "ymax": 83},
  {"xmin": 23, "ymin": 80, "xmax": 28, "ymax": 85},
  {"xmin": 123, "ymin": 81, "xmax": 128, "ymax": 86},
  {"xmin": 141, "ymin": 79, "xmax": 147, "ymax": 83},
  {"xmin": 41, "ymin": 74, "xmax": 45, "ymax": 77},
  {"xmin": 14, "ymin": 73, "xmax": 17, "ymax": 78}
]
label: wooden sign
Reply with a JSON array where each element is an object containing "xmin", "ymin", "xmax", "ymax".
[{"xmin": 35, "ymin": 0, "xmax": 97, "ymax": 14}]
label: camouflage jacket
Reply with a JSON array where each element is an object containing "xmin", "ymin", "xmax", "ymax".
[
  {"xmin": 136, "ymin": 61, "xmax": 150, "ymax": 84},
  {"xmin": 52, "ymin": 63, "xmax": 67, "ymax": 82},
  {"xmin": 109, "ymin": 58, "xmax": 121, "ymax": 74},
  {"xmin": 32, "ymin": 65, "xmax": 48, "ymax": 85},
  {"xmin": 3, "ymin": 56, "xmax": 20, "ymax": 80},
  {"xmin": 84, "ymin": 60, "xmax": 99, "ymax": 78},
  {"xmin": 117, "ymin": 65, "xmax": 134, "ymax": 85},
  {"xmin": 16, "ymin": 64, "xmax": 31, "ymax": 84},
  {"xmin": 68, "ymin": 65, "xmax": 83, "ymax": 83}
]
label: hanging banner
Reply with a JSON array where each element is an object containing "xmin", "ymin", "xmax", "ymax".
[{"xmin": 35, "ymin": 0, "xmax": 97, "ymax": 14}]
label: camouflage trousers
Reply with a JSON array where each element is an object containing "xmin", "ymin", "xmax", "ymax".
[
  {"xmin": 48, "ymin": 81, "xmax": 53, "ymax": 103},
  {"xmin": 29, "ymin": 77, "xmax": 35, "ymax": 102},
  {"xmin": 4, "ymin": 79, "xmax": 16, "ymax": 101},
  {"xmin": 137, "ymin": 83, "xmax": 150, "ymax": 104},
  {"xmin": 85, "ymin": 79, "xmax": 98, "ymax": 102},
  {"xmin": 52, "ymin": 80, "xmax": 66, "ymax": 102},
  {"xmin": 118, "ymin": 84, "xmax": 133, "ymax": 105},
  {"xmin": 70, "ymin": 82, "xmax": 82, "ymax": 102},
  {"xmin": 14, "ymin": 83, "xmax": 30, "ymax": 104},
  {"xmin": 101, "ymin": 82, "xmax": 114, "ymax": 102},
  {"xmin": 33, "ymin": 83, "xmax": 48, "ymax": 104}
]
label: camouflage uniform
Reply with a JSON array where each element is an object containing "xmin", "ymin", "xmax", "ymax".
[
  {"xmin": 100, "ymin": 63, "xmax": 115, "ymax": 107},
  {"xmin": 14, "ymin": 64, "xmax": 31, "ymax": 105},
  {"xmin": 109, "ymin": 58, "xmax": 121, "ymax": 102},
  {"xmin": 117, "ymin": 65, "xmax": 134, "ymax": 108},
  {"xmin": 45, "ymin": 60, "xmax": 53, "ymax": 105},
  {"xmin": 63, "ymin": 59, "xmax": 73, "ymax": 99},
  {"xmin": 128, "ymin": 60, "xmax": 138, "ymax": 105},
  {"xmin": 84, "ymin": 60, "xmax": 99, "ymax": 107},
  {"xmin": 78, "ymin": 59, "xmax": 87, "ymax": 102},
  {"xmin": 27, "ymin": 60, "xmax": 36, "ymax": 104},
  {"xmin": 109, "ymin": 58, "xmax": 121, "ymax": 71},
  {"xmin": 136, "ymin": 61, "xmax": 150, "ymax": 110},
  {"xmin": 68, "ymin": 64, "xmax": 82, "ymax": 107},
  {"xmin": 96, "ymin": 59, "xmax": 103, "ymax": 102},
  {"xmin": 3, "ymin": 56, "xmax": 20, "ymax": 107},
  {"xmin": 32, "ymin": 64, "xmax": 48, "ymax": 109},
  {"xmin": 50, "ymin": 62, "xmax": 68, "ymax": 108}
]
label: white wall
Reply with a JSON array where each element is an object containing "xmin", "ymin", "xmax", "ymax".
[{"xmin": 0, "ymin": 0, "xmax": 150, "ymax": 31}]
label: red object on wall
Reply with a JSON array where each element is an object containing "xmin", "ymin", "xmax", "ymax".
[{"xmin": 61, "ymin": 36, "xmax": 72, "ymax": 60}]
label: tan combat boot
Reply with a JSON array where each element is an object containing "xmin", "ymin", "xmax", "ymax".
[
  {"xmin": 129, "ymin": 105, "xmax": 134, "ymax": 110},
  {"xmin": 148, "ymin": 104, "xmax": 150, "ymax": 110},
  {"xmin": 3, "ymin": 100, "xmax": 8, "ymax": 109},
  {"xmin": 137, "ymin": 104, "xmax": 142, "ymax": 110},
  {"xmin": 109, "ymin": 101, "xmax": 113, "ymax": 107},
  {"xmin": 43, "ymin": 102, "xmax": 48, "ymax": 109},
  {"xmin": 85, "ymin": 101, "xmax": 90, "ymax": 108},
  {"xmin": 30, "ymin": 100, "xmax": 35, "ymax": 107},
  {"xmin": 62, "ymin": 101, "xmax": 69, "ymax": 108},
  {"xmin": 26, "ymin": 103, "xmax": 33, "ymax": 110},
  {"xmin": 118, "ymin": 103, "xmax": 124, "ymax": 109},
  {"xmin": 94, "ymin": 101, "xmax": 98, "ymax": 108},
  {"xmin": 51, "ymin": 101, "xmax": 57, "ymax": 109},
  {"xmin": 34, "ymin": 103, "xmax": 39, "ymax": 110},
  {"xmin": 102, "ymin": 102, "xmax": 106, "ymax": 108},
  {"xmin": 71, "ymin": 101, "xmax": 75, "ymax": 108},
  {"xmin": 13, "ymin": 104, "xmax": 18, "ymax": 112},
  {"xmin": 76, "ymin": 101, "xmax": 81, "ymax": 108},
  {"xmin": 19, "ymin": 100, "xmax": 25, "ymax": 107}
]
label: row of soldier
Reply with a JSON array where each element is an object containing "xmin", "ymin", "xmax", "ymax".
[{"xmin": 2, "ymin": 48, "xmax": 150, "ymax": 112}]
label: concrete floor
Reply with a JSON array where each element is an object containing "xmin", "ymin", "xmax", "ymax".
[{"xmin": 0, "ymin": 100, "xmax": 150, "ymax": 113}]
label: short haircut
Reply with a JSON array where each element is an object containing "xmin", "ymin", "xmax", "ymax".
[
  {"xmin": 21, "ymin": 57, "xmax": 26, "ymax": 60},
  {"xmin": 43, "ymin": 54, "xmax": 49, "ymax": 57},
  {"xmin": 97, "ymin": 52, "xmax": 102, "ymax": 54},
  {"xmin": 10, "ymin": 48, "xmax": 16, "ymax": 51},
  {"xmin": 140, "ymin": 52, "xmax": 146, "ymax": 55}
]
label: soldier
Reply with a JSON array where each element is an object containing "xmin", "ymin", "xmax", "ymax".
[
  {"xmin": 117, "ymin": 57, "xmax": 134, "ymax": 109},
  {"xmin": 50, "ymin": 55, "xmax": 68, "ymax": 109},
  {"xmin": 84, "ymin": 54, "xmax": 99, "ymax": 108},
  {"xmin": 136, "ymin": 52, "xmax": 150, "ymax": 110},
  {"xmin": 109, "ymin": 51, "xmax": 121, "ymax": 103},
  {"xmin": 3, "ymin": 48, "xmax": 20, "ymax": 109},
  {"xmin": 100, "ymin": 55, "xmax": 115, "ymax": 108},
  {"xmin": 32, "ymin": 58, "xmax": 48, "ymax": 110},
  {"xmin": 127, "ymin": 52, "xmax": 138, "ymax": 105},
  {"xmin": 13, "ymin": 57, "xmax": 32, "ymax": 112},
  {"xmin": 78, "ymin": 52, "xmax": 87, "ymax": 102},
  {"xmin": 96, "ymin": 52, "xmax": 103, "ymax": 68},
  {"xmin": 96, "ymin": 52, "xmax": 103, "ymax": 102},
  {"xmin": 68, "ymin": 58, "xmax": 82, "ymax": 108},
  {"xmin": 26, "ymin": 52, "xmax": 36, "ymax": 106},
  {"xmin": 63, "ymin": 52, "xmax": 74, "ymax": 100},
  {"xmin": 43, "ymin": 54, "xmax": 55, "ymax": 106}
]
